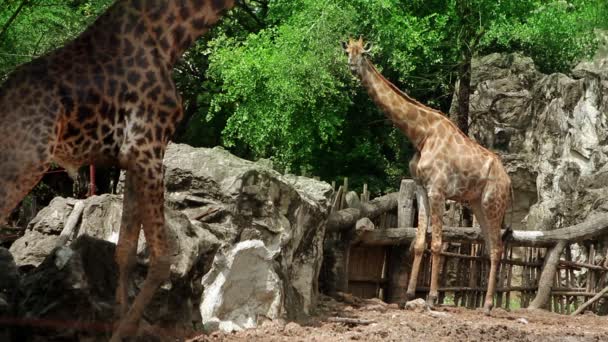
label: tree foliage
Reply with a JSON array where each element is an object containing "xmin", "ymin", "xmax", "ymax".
[
  {"xmin": 1, "ymin": 0, "xmax": 607, "ymax": 194},
  {"xmin": 0, "ymin": 0, "xmax": 112, "ymax": 78}
]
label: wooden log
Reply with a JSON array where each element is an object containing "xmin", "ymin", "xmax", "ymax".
[
  {"xmin": 386, "ymin": 179, "xmax": 416, "ymax": 305},
  {"xmin": 55, "ymin": 200, "xmax": 85, "ymax": 247},
  {"xmin": 327, "ymin": 317, "xmax": 375, "ymax": 325},
  {"xmin": 356, "ymin": 213, "xmax": 608, "ymax": 247},
  {"xmin": 559, "ymin": 259, "xmax": 608, "ymax": 271},
  {"xmin": 327, "ymin": 192, "xmax": 399, "ymax": 232},
  {"xmin": 505, "ymin": 247, "xmax": 513, "ymax": 310},
  {"xmin": 341, "ymin": 177, "xmax": 349, "ymax": 210},
  {"xmin": 528, "ymin": 240, "xmax": 567, "ymax": 310},
  {"xmin": 331, "ymin": 186, "xmax": 344, "ymax": 213},
  {"xmin": 555, "ymin": 291, "xmax": 608, "ymax": 297},
  {"xmin": 415, "ymin": 286, "xmax": 537, "ymax": 292},
  {"xmin": 397, "ymin": 180, "xmax": 416, "ymax": 229},
  {"xmin": 435, "ymin": 250, "xmax": 543, "ymax": 267},
  {"xmin": 571, "ymin": 285, "xmax": 608, "ymax": 315}
]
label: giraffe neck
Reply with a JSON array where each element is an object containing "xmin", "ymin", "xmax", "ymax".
[
  {"xmin": 93, "ymin": 0, "xmax": 236, "ymax": 68},
  {"xmin": 357, "ymin": 58, "xmax": 442, "ymax": 149}
]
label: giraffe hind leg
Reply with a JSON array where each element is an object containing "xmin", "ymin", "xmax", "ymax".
[
  {"xmin": 471, "ymin": 198, "xmax": 504, "ymax": 315},
  {"xmin": 111, "ymin": 158, "xmax": 170, "ymax": 342},
  {"xmin": 405, "ymin": 184, "xmax": 430, "ymax": 303},
  {"xmin": 114, "ymin": 171, "xmax": 143, "ymax": 320}
]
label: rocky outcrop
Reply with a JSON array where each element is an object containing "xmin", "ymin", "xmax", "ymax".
[
  {"xmin": 200, "ymin": 240, "xmax": 282, "ymax": 332},
  {"xmin": 6, "ymin": 143, "xmax": 332, "ymax": 339},
  {"xmin": 0, "ymin": 248, "xmax": 19, "ymax": 341},
  {"xmin": 161, "ymin": 144, "xmax": 332, "ymax": 329},
  {"xmin": 453, "ymin": 41, "xmax": 608, "ymax": 231}
]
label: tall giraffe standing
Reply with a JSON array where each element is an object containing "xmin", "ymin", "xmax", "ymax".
[
  {"xmin": 0, "ymin": 0, "xmax": 236, "ymax": 340},
  {"xmin": 343, "ymin": 37, "xmax": 512, "ymax": 314}
]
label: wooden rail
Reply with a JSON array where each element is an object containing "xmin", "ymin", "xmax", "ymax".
[
  {"xmin": 325, "ymin": 178, "xmax": 608, "ymax": 313},
  {"xmin": 334, "ymin": 216, "xmax": 608, "ymax": 248}
]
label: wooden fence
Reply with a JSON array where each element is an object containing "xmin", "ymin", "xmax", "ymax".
[{"xmin": 322, "ymin": 178, "xmax": 608, "ymax": 314}]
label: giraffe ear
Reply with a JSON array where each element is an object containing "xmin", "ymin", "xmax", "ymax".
[
  {"xmin": 340, "ymin": 41, "xmax": 348, "ymax": 51},
  {"xmin": 363, "ymin": 42, "xmax": 372, "ymax": 53}
]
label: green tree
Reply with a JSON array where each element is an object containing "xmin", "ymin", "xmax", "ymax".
[{"xmin": 0, "ymin": 0, "xmax": 112, "ymax": 78}]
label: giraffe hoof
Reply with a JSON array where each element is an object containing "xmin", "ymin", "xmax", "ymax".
[
  {"xmin": 483, "ymin": 303, "xmax": 493, "ymax": 316},
  {"xmin": 426, "ymin": 295, "xmax": 438, "ymax": 309}
]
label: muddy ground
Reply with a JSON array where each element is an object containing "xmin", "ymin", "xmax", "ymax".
[{"xmin": 189, "ymin": 295, "xmax": 608, "ymax": 342}]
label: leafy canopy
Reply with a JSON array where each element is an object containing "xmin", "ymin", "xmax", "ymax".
[{"xmin": 1, "ymin": 0, "xmax": 606, "ymax": 194}]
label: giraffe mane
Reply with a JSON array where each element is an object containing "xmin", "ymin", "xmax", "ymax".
[{"xmin": 363, "ymin": 58, "xmax": 443, "ymax": 116}]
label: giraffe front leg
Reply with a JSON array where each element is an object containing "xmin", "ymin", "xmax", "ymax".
[
  {"xmin": 405, "ymin": 185, "xmax": 429, "ymax": 304},
  {"xmin": 427, "ymin": 191, "xmax": 445, "ymax": 308},
  {"xmin": 111, "ymin": 158, "xmax": 171, "ymax": 342},
  {"xmin": 484, "ymin": 237, "xmax": 503, "ymax": 315},
  {"xmin": 0, "ymin": 128, "xmax": 55, "ymax": 225},
  {"xmin": 481, "ymin": 214, "xmax": 503, "ymax": 315}
]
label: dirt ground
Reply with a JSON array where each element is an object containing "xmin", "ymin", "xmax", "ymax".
[{"xmin": 189, "ymin": 295, "xmax": 608, "ymax": 342}]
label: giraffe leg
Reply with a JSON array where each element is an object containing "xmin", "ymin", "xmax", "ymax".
[
  {"xmin": 114, "ymin": 171, "xmax": 142, "ymax": 319},
  {"xmin": 405, "ymin": 185, "xmax": 430, "ymax": 303},
  {"xmin": 426, "ymin": 190, "xmax": 445, "ymax": 308},
  {"xmin": 471, "ymin": 199, "xmax": 504, "ymax": 315},
  {"xmin": 0, "ymin": 127, "xmax": 55, "ymax": 225},
  {"xmin": 111, "ymin": 158, "xmax": 170, "ymax": 341}
]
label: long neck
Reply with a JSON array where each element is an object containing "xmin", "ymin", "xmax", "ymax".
[
  {"xmin": 95, "ymin": 0, "xmax": 236, "ymax": 68},
  {"xmin": 357, "ymin": 58, "xmax": 442, "ymax": 149}
]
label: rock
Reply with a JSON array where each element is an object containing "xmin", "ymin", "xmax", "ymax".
[
  {"xmin": 16, "ymin": 236, "xmax": 116, "ymax": 341},
  {"xmin": 403, "ymin": 298, "xmax": 428, "ymax": 313},
  {"xmin": 452, "ymin": 47, "xmax": 608, "ymax": 232},
  {"xmin": 355, "ymin": 217, "xmax": 375, "ymax": 232},
  {"xmin": 200, "ymin": 240, "xmax": 282, "ymax": 332},
  {"xmin": 160, "ymin": 144, "xmax": 332, "ymax": 327},
  {"xmin": 7, "ymin": 143, "xmax": 333, "ymax": 338},
  {"xmin": 0, "ymin": 248, "xmax": 19, "ymax": 341},
  {"xmin": 10, "ymin": 194, "xmax": 220, "ymax": 281},
  {"xmin": 283, "ymin": 321, "xmax": 303, "ymax": 334},
  {"xmin": 345, "ymin": 191, "xmax": 361, "ymax": 209},
  {"xmin": 9, "ymin": 197, "xmax": 76, "ymax": 266}
]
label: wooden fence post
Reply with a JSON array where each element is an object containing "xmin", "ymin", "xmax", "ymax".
[
  {"xmin": 386, "ymin": 179, "xmax": 416, "ymax": 304},
  {"xmin": 529, "ymin": 240, "xmax": 567, "ymax": 310}
]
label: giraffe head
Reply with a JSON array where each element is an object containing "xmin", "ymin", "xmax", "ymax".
[{"xmin": 341, "ymin": 37, "xmax": 372, "ymax": 74}]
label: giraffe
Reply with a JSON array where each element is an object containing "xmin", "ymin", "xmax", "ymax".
[
  {"xmin": 0, "ymin": 0, "xmax": 236, "ymax": 340},
  {"xmin": 342, "ymin": 37, "xmax": 512, "ymax": 314}
]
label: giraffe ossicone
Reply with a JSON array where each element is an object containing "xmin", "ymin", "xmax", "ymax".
[{"xmin": 343, "ymin": 37, "xmax": 513, "ymax": 314}]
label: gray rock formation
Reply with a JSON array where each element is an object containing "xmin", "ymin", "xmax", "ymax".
[
  {"xmin": 161, "ymin": 144, "xmax": 332, "ymax": 325},
  {"xmin": 0, "ymin": 248, "xmax": 19, "ymax": 341},
  {"xmin": 453, "ymin": 45, "xmax": 608, "ymax": 232},
  {"xmin": 200, "ymin": 240, "xmax": 282, "ymax": 332},
  {"xmin": 7, "ymin": 143, "xmax": 332, "ymax": 339}
]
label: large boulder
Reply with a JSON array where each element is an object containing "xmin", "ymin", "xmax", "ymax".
[
  {"xmin": 161, "ymin": 144, "xmax": 332, "ymax": 325},
  {"xmin": 200, "ymin": 240, "xmax": 282, "ymax": 332},
  {"xmin": 452, "ymin": 43, "xmax": 608, "ymax": 231},
  {"xmin": 7, "ymin": 143, "xmax": 332, "ymax": 339},
  {"xmin": 0, "ymin": 248, "xmax": 19, "ymax": 341}
]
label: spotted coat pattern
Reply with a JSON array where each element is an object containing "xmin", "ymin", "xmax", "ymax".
[
  {"xmin": 343, "ymin": 37, "xmax": 512, "ymax": 314},
  {"xmin": 0, "ymin": 0, "xmax": 235, "ymax": 340}
]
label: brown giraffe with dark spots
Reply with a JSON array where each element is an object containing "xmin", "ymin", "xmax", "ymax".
[
  {"xmin": 0, "ymin": 0, "xmax": 236, "ymax": 340},
  {"xmin": 343, "ymin": 37, "xmax": 512, "ymax": 314}
]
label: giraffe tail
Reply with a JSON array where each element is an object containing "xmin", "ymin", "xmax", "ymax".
[{"xmin": 501, "ymin": 184, "xmax": 515, "ymax": 242}]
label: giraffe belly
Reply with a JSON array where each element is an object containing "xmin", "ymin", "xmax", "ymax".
[
  {"xmin": 53, "ymin": 138, "xmax": 121, "ymax": 179},
  {"xmin": 51, "ymin": 151, "xmax": 83, "ymax": 180}
]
